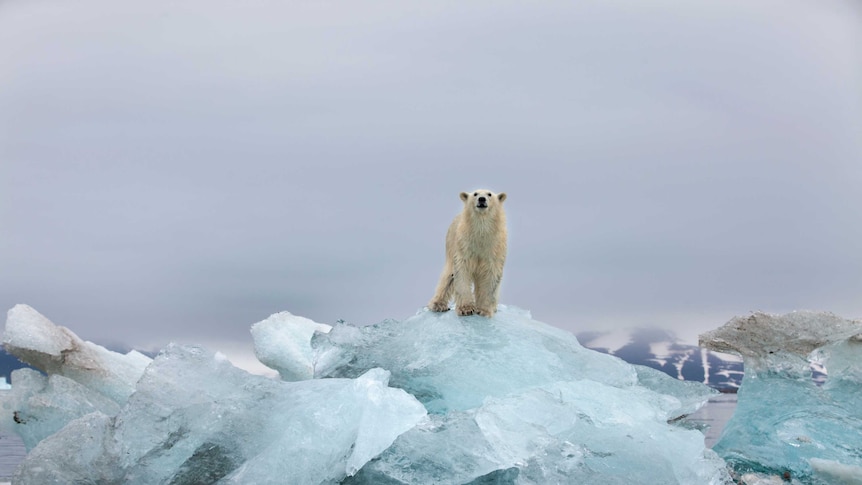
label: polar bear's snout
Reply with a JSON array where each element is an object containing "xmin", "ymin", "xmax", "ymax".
[{"xmin": 477, "ymin": 196, "xmax": 488, "ymax": 208}]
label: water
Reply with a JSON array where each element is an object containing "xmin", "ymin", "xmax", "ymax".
[
  {"xmin": 687, "ymin": 392, "xmax": 738, "ymax": 448},
  {"xmin": 0, "ymin": 432, "xmax": 25, "ymax": 481}
]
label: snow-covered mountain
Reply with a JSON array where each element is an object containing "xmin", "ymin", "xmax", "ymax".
[{"xmin": 578, "ymin": 328, "xmax": 743, "ymax": 391}]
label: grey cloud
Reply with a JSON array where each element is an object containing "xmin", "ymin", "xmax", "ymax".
[{"xmin": 1, "ymin": 0, "xmax": 860, "ymax": 352}]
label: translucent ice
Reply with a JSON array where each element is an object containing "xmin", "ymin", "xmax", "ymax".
[
  {"xmin": 701, "ymin": 311, "xmax": 862, "ymax": 483},
  {"xmin": 0, "ymin": 368, "xmax": 120, "ymax": 450},
  {"xmin": 2, "ymin": 304, "xmax": 151, "ymax": 403},
  {"xmin": 12, "ymin": 344, "xmax": 426, "ymax": 484},
  {"xmin": 4, "ymin": 304, "xmax": 727, "ymax": 484},
  {"xmin": 346, "ymin": 380, "xmax": 729, "ymax": 485},
  {"xmin": 255, "ymin": 305, "xmax": 729, "ymax": 483},
  {"xmin": 250, "ymin": 310, "xmax": 332, "ymax": 381},
  {"xmin": 295, "ymin": 306, "xmax": 646, "ymax": 413}
]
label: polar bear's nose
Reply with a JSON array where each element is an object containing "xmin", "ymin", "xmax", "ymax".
[{"xmin": 478, "ymin": 196, "xmax": 487, "ymax": 205}]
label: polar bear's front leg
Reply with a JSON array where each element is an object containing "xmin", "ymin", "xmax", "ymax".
[
  {"xmin": 452, "ymin": 261, "xmax": 476, "ymax": 316},
  {"xmin": 488, "ymin": 271, "xmax": 503, "ymax": 314},
  {"xmin": 428, "ymin": 262, "xmax": 454, "ymax": 312},
  {"xmin": 474, "ymin": 274, "xmax": 497, "ymax": 317}
]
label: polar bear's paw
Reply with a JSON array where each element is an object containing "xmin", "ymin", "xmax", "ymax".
[
  {"xmin": 475, "ymin": 307, "xmax": 496, "ymax": 318},
  {"xmin": 457, "ymin": 303, "xmax": 478, "ymax": 316},
  {"xmin": 429, "ymin": 301, "xmax": 451, "ymax": 312}
]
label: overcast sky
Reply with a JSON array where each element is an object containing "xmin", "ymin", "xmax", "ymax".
[{"xmin": 1, "ymin": 0, "xmax": 860, "ymax": 371}]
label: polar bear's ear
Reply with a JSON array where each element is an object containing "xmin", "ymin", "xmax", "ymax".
[
  {"xmin": 460, "ymin": 192, "xmax": 469, "ymax": 202},
  {"xmin": 497, "ymin": 192, "xmax": 507, "ymax": 203}
]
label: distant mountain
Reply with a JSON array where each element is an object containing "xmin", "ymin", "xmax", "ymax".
[
  {"xmin": 578, "ymin": 328, "xmax": 744, "ymax": 391},
  {"xmin": 0, "ymin": 348, "xmax": 32, "ymax": 383}
]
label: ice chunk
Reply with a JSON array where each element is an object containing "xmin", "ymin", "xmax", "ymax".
[
  {"xmin": 348, "ymin": 380, "xmax": 730, "ymax": 484},
  {"xmin": 8, "ymin": 304, "xmax": 724, "ymax": 484},
  {"xmin": 633, "ymin": 365, "xmax": 719, "ymax": 419},
  {"xmin": 260, "ymin": 305, "xmax": 726, "ymax": 483},
  {"xmin": 13, "ymin": 344, "xmax": 426, "ymax": 484},
  {"xmin": 699, "ymin": 311, "xmax": 862, "ymax": 375},
  {"xmin": 700, "ymin": 311, "xmax": 862, "ymax": 481},
  {"xmin": 225, "ymin": 367, "xmax": 427, "ymax": 483},
  {"xmin": 12, "ymin": 412, "xmax": 113, "ymax": 484},
  {"xmin": 308, "ymin": 306, "xmax": 715, "ymax": 419},
  {"xmin": 2, "ymin": 304, "xmax": 151, "ymax": 403},
  {"xmin": 250, "ymin": 311, "xmax": 332, "ymax": 381},
  {"xmin": 0, "ymin": 368, "xmax": 120, "ymax": 450},
  {"xmin": 809, "ymin": 458, "xmax": 862, "ymax": 484},
  {"xmin": 293, "ymin": 306, "xmax": 647, "ymax": 413}
]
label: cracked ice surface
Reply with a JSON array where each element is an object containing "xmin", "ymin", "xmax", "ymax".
[
  {"xmin": 2, "ymin": 304, "xmax": 729, "ymax": 484},
  {"xmin": 255, "ymin": 305, "xmax": 729, "ymax": 484},
  {"xmin": 700, "ymin": 311, "xmax": 862, "ymax": 484},
  {"xmin": 1, "ymin": 306, "xmax": 425, "ymax": 484}
]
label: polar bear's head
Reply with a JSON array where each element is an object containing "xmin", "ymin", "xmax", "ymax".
[{"xmin": 460, "ymin": 189, "xmax": 507, "ymax": 213}]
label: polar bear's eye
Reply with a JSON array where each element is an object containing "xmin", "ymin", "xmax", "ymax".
[
  {"xmin": 473, "ymin": 192, "xmax": 478, "ymax": 197},
  {"xmin": 487, "ymin": 193, "xmax": 492, "ymax": 197}
]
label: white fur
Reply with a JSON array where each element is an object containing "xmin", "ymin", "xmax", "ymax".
[{"xmin": 428, "ymin": 189, "xmax": 508, "ymax": 317}]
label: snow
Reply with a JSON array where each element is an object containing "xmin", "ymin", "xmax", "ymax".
[
  {"xmin": 700, "ymin": 311, "xmax": 862, "ymax": 483},
  {"xmin": 700, "ymin": 348, "xmax": 710, "ymax": 386},
  {"xmin": 1, "ymin": 304, "xmax": 730, "ymax": 484},
  {"xmin": 648, "ymin": 341, "xmax": 696, "ymax": 380}
]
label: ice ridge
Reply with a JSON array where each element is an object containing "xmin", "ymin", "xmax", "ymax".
[{"xmin": 1, "ymin": 304, "xmax": 728, "ymax": 484}]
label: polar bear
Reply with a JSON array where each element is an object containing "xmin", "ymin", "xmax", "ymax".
[{"xmin": 428, "ymin": 189, "xmax": 508, "ymax": 317}]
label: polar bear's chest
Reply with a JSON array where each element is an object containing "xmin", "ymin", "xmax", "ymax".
[{"xmin": 461, "ymin": 226, "xmax": 501, "ymax": 256}]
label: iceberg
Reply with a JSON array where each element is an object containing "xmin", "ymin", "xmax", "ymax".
[
  {"xmin": 1, "ymin": 307, "xmax": 426, "ymax": 484},
  {"xmin": 2, "ymin": 304, "xmax": 729, "ymax": 484},
  {"xmin": 700, "ymin": 311, "xmax": 862, "ymax": 484},
  {"xmin": 256, "ymin": 305, "xmax": 729, "ymax": 484}
]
